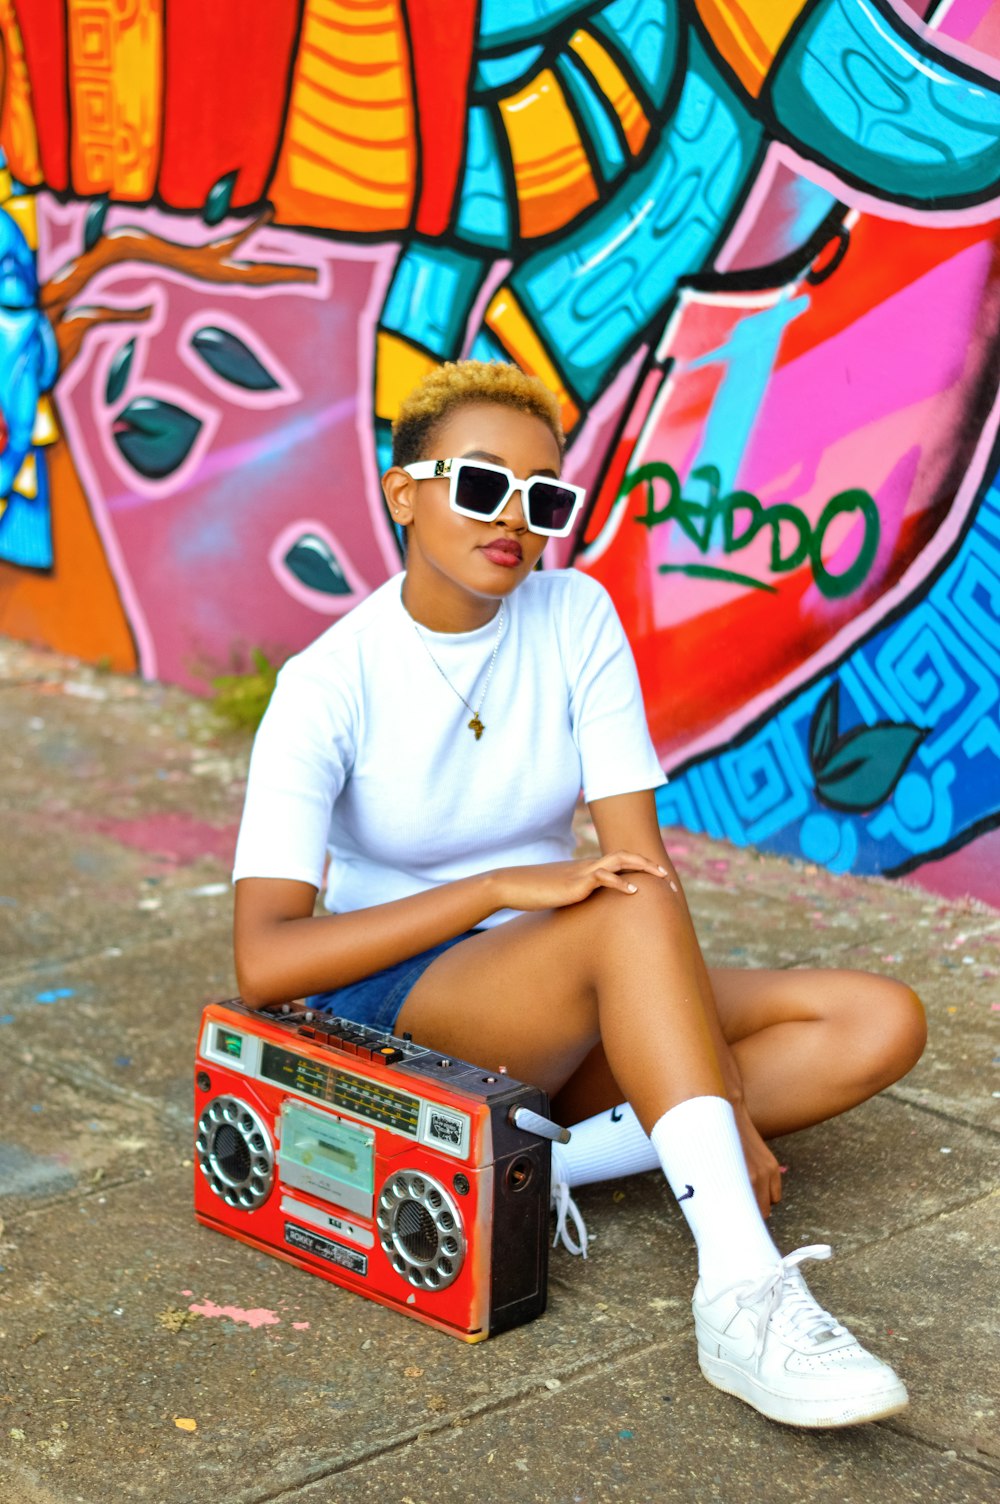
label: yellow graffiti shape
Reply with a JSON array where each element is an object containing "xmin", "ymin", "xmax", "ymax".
[
  {"xmin": 374, "ymin": 331, "xmax": 439, "ymax": 424},
  {"xmin": 67, "ymin": 0, "xmax": 163, "ymax": 200},
  {"xmin": 484, "ymin": 287, "xmax": 580, "ymax": 433},
  {"xmin": 500, "ymin": 68, "xmax": 599, "ymax": 239},
  {"xmin": 568, "ymin": 29, "xmax": 650, "ymax": 156},
  {"xmin": 693, "ymin": 0, "xmax": 806, "ymax": 97},
  {"xmin": 269, "ymin": 0, "xmax": 416, "ymax": 233}
]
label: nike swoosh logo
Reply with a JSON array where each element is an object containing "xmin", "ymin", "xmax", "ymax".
[
  {"xmin": 677, "ymin": 1184, "xmax": 695, "ymax": 1202},
  {"xmin": 610, "ymin": 1106, "xmax": 623, "ymax": 1122}
]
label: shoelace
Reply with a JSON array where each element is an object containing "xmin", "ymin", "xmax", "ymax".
[
  {"xmin": 550, "ymin": 1179, "xmax": 589, "ymax": 1258},
  {"xmin": 736, "ymin": 1244, "xmax": 847, "ymax": 1364}
]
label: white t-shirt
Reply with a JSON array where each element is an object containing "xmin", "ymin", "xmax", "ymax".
[{"xmin": 232, "ymin": 569, "xmax": 665, "ymax": 927}]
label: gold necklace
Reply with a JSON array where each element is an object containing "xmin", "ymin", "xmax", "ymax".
[{"xmin": 410, "ymin": 601, "xmax": 505, "ymax": 740}]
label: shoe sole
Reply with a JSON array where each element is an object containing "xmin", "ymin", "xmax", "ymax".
[{"xmin": 698, "ymin": 1350, "xmax": 909, "ymax": 1429}]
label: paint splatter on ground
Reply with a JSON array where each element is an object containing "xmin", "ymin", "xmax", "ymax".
[{"xmin": 186, "ymin": 1299, "xmax": 281, "ymax": 1329}]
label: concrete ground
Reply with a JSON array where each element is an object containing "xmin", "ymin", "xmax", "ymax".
[{"xmin": 0, "ymin": 636, "xmax": 997, "ymax": 1504}]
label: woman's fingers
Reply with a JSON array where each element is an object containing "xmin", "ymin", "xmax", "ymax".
[
  {"xmin": 594, "ymin": 850, "xmax": 670, "ymax": 879},
  {"xmin": 592, "ymin": 867, "xmax": 639, "ymax": 894}
]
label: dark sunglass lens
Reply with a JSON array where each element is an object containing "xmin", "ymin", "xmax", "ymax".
[
  {"xmin": 528, "ymin": 482, "xmax": 579, "ymax": 531},
  {"xmin": 455, "ymin": 465, "xmax": 509, "ymax": 516}
]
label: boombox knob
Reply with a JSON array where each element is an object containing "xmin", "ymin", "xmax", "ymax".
[{"xmin": 304, "ymin": 1010, "xmax": 314, "ymax": 1023}]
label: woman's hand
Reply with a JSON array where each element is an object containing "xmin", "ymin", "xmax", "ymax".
[
  {"xmin": 493, "ymin": 851, "xmax": 670, "ymax": 912},
  {"xmin": 733, "ymin": 1099, "xmax": 783, "ymax": 1219}
]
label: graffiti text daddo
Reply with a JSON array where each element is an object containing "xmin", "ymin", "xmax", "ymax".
[{"xmin": 625, "ymin": 461, "xmax": 880, "ymax": 599}]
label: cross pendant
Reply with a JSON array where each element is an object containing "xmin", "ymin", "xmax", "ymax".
[{"xmin": 468, "ymin": 715, "xmax": 485, "ymax": 740}]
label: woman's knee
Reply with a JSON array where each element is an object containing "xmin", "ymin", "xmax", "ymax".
[
  {"xmin": 850, "ymin": 975, "xmax": 927, "ymax": 1090},
  {"xmin": 578, "ymin": 870, "xmax": 685, "ymax": 938}
]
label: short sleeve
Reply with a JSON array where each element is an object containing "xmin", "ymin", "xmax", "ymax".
[
  {"xmin": 563, "ymin": 575, "xmax": 666, "ymax": 804},
  {"xmin": 232, "ymin": 655, "xmax": 357, "ymax": 887}
]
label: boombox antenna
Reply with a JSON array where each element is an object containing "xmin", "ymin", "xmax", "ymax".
[{"xmin": 508, "ymin": 1106, "xmax": 571, "ymax": 1144}]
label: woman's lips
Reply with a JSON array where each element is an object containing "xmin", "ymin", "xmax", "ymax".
[{"xmin": 480, "ymin": 540, "xmax": 522, "ymax": 568}]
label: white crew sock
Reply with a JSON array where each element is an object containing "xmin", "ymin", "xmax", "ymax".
[
  {"xmin": 649, "ymin": 1095, "xmax": 781, "ymax": 1298},
  {"xmin": 550, "ymin": 1102, "xmax": 659, "ymax": 1189}
]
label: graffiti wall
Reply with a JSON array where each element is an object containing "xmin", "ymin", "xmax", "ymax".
[{"xmin": 1, "ymin": 0, "xmax": 999, "ymax": 905}]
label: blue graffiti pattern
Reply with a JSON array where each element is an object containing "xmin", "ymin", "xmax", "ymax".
[
  {"xmin": 0, "ymin": 181, "xmax": 58, "ymax": 568},
  {"xmin": 657, "ymin": 460, "xmax": 1000, "ymax": 876}
]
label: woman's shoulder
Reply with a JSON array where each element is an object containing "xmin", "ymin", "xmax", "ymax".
[
  {"xmin": 518, "ymin": 567, "xmax": 618, "ymax": 625},
  {"xmin": 280, "ymin": 574, "xmax": 404, "ymax": 683}
]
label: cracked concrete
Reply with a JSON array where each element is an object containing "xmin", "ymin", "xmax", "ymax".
[{"xmin": 0, "ymin": 638, "xmax": 997, "ymax": 1504}]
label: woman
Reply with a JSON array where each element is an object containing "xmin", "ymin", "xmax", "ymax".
[{"xmin": 233, "ymin": 360, "xmax": 926, "ymax": 1428}]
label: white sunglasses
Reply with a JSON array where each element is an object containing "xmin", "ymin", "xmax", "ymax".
[{"xmin": 403, "ymin": 458, "xmax": 586, "ymax": 538}]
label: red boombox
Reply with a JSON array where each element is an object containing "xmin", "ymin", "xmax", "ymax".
[{"xmin": 193, "ymin": 999, "xmax": 564, "ymax": 1341}]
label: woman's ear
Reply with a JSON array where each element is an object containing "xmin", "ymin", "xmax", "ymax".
[{"xmin": 381, "ymin": 465, "xmax": 416, "ymax": 528}]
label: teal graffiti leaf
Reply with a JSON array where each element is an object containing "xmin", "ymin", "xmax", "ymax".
[
  {"xmin": 112, "ymin": 398, "xmax": 202, "ymax": 480},
  {"xmin": 203, "ymin": 171, "xmax": 238, "ymax": 227},
  {"xmin": 808, "ymin": 683, "xmax": 840, "ymax": 770},
  {"xmin": 191, "ymin": 326, "xmax": 279, "ymax": 390},
  {"xmin": 84, "ymin": 195, "xmax": 109, "ymax": 252},
  {"xmin": 814, "ymin": 723, "xmax": 927, "ymax": 813},
  {"xmin": 284, "ymin": 534, "xmax": 352, "ymax": 596},
  {"xmin": 105, "ymin": 339, "xmax": 135, "ymax": 406}
]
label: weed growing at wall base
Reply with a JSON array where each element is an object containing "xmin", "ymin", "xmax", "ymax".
[{"xmin": 211, "ymin": 650, "xmax": 279, "ymax": 732}]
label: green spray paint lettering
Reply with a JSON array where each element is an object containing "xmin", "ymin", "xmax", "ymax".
[{"xmin": 627, "ymin": 462, "xmax": 880, "ymax": 599}]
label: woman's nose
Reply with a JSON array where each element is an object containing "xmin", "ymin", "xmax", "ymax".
[{"xmin": 497, "ymin": 480, "xmax": 528, "ymax": 529}]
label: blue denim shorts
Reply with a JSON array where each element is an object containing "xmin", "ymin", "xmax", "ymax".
[{"xmin": 306, "ymin": 929, "xmax": 483, "ymax": 1034}]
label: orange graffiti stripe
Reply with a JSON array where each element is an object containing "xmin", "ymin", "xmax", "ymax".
[
  {"xmin": 287, "ymin": 136, "xmax": 411, "ymax": 204},
  {"xmin": 297, "ymin": 102, "xmax": 411, "ymax": 152},
  {"xmin": 317, "ymin": 0, "xmax": 397, "ymax": 10},
  {"xmin": 0, "ymin": 0, "xmax": 42, "ymax": 186},
  {"xmin": 301, "ymin": 41, "xmax": 402, "ymax": 79},
  {"xmin": 308, "ymin": 11, "xmax": 402, "ymax": 38},
  {"xmin": 294, "ymin": 77, "xmax": 407, "ymax": 111}
]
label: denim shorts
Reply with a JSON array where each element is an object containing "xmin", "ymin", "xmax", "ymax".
[{"xmin": 306, "ymin": 929, "xmax": 483, "ymax": 1034}]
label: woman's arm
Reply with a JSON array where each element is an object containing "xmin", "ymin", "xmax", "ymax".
[
  {"xmin": 234, "ymin": 872, "xmax": 500, "ymax": 1009},
  {"xmin": 235, "ymin": 846, "xmax": 670, "ymax": 1010}
]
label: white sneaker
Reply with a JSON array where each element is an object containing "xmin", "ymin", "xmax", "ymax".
[
  {"xmin": 692, "ymin": 1244, "xmax": 909, "ymax": 1428},
  {"xmin": 550, "ymin": 1177, "xmax": 589, "ymax": 1257}
]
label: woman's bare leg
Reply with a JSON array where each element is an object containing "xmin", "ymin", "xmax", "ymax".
[
  {"xmin": 397, "ymin": 876, "xmax": 925, "ymax": 1138},
  {"xmin": 552, "ymin": 967, "xmax": 926, "ymax": 1135},
  {"xmin": 397, "ymin": 876, "xmax": 919, "ymax": 1426},
  {"xmin": 396, "ymin": 873, "xmax": 728, "ymax": 1132}
]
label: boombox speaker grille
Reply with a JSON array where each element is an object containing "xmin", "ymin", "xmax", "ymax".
[
  {"xmin": 377, "ymin": 1171, "xmax": 466, "ymax": 1290},
  {"xmin": 196, "ymin": 1095, "xmax": 274, "ymax": 1211}
]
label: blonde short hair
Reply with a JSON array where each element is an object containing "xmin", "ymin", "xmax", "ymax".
[{"xmin": 391, "ymin": 360, "xmax": 564, "ymax": 468}]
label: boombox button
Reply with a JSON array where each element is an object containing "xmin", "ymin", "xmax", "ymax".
[{"xmin": 378, "ymin": 1046, "xmax": 404, "ymax": 1063}]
